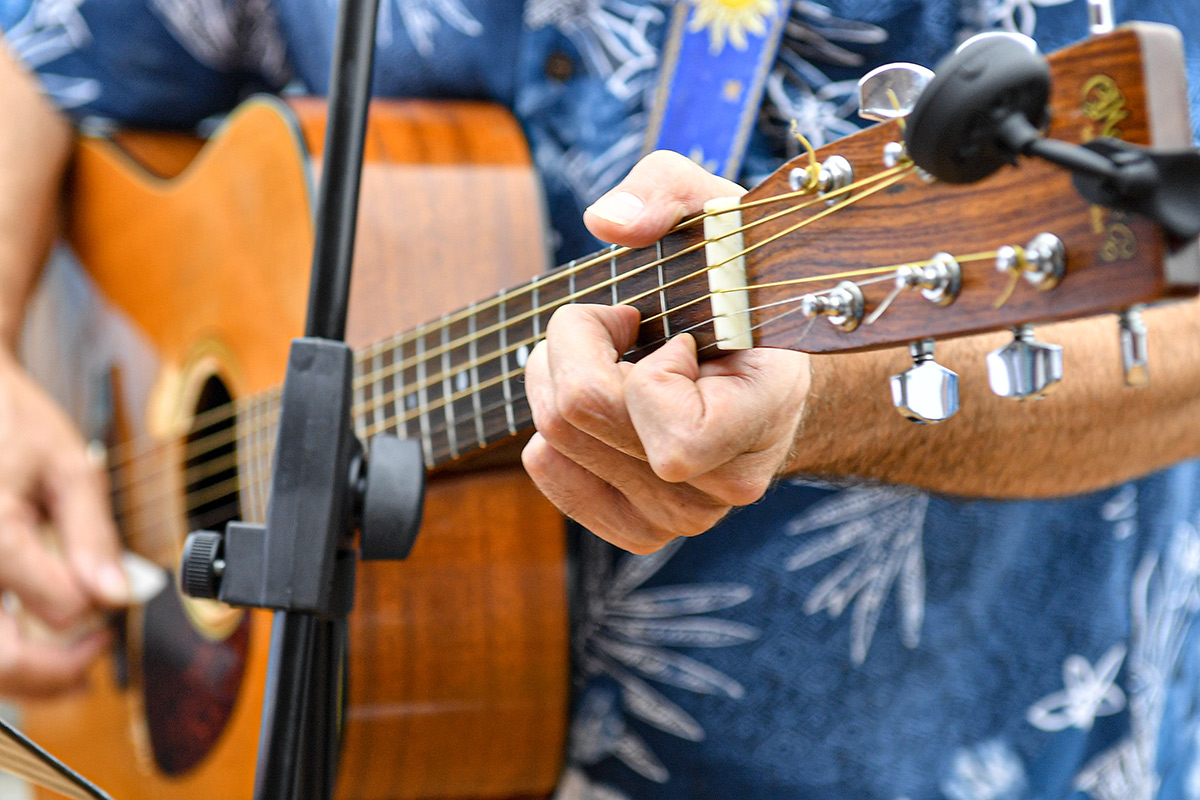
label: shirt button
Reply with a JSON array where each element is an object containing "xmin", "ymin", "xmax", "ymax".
[{"xmin": 544, "ymin": 50, "xmax": 575, "ymax": 82}]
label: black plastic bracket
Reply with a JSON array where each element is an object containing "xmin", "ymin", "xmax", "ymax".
[{"xmin": 211, "ymin": 338, "xmax": 361, "ymax": 617}]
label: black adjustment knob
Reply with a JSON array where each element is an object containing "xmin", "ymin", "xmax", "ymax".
[
  {"xmin": 181, "ymin": 530, "xmax": 224, "ymax": 599},
  {"xmin": 906, "ymin": 34, "xmax": 1050, "ymax": 184},
  {"xmin": 359, "ymin": 434, "xmax": 425, "ymax": 561}
]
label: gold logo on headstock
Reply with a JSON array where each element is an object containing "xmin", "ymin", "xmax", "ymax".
[
  {"xmin": 1100, "ymin": 220, "xmax": 1137, "ymax": 262},
  {"xmin": 1081, "ymin": 74, "xmax": 1129, "ymax": 141},
  {"xmin": 1082, "ymin": 76, "xmax": 1136, "ymax": 260}
]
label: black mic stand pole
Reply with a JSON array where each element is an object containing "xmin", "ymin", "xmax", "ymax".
[
  {"xmin": 255, "ymin": 1, "xmax": 379, "ymax": 796},
  {"xmin": 179, "ymin": 1, "xmax": 426, "ymax": 798}
]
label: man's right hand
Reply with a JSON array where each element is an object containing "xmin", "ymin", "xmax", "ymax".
[{"xmin": 0, "ymin": 351, "xmax": 129, "ymax": 697}]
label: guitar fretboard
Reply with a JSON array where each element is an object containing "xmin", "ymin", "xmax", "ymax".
[{"xmin": 232, "ymin": 226, "xmax": 714, "ymax": 520}]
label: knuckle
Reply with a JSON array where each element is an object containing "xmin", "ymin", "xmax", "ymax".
[
  {"xmin": 530, "ymin": 401, "xmax": 573, "ymax": 446},
  {"xmin": 646, "ymin": 439, "xmax": 705, "ymax": 484},
  {"xmin": 717, "ymin": 474, "xmax": 772, "ymax": 507},
  {"xmin": 520, "ymin": 437, "xmax": 554, "ymax": 479},
  {"xmin": 621, "ymin": 537, "xmax": 670, "ymax": 556},
  {"xmin": 557, "ymin": 375, "xmax": 617, "ymax": 431}
]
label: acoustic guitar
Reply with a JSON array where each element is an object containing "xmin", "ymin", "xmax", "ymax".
[{"xmin": 18, "ymin": 23, "xmax": 1198, "ymax": 800}]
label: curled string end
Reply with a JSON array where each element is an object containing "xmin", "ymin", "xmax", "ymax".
[{"xmin": 789, "ymin": 120, "xmax": 821, "ymax": 190}]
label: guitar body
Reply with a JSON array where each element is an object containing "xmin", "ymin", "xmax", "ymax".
[{"xmin": 19, "ymin": 97, "xmax": 567, "ymax": 800}]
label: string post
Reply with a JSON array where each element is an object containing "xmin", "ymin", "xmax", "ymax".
[
  {"xmin": 993, "ymin": 244, "xmax": 1028, "ymax": 308},
  {"xmin": 799, "ymin": 280, "xmax": 865, "ymax": 332},
  {"xmin": 864, "ymin": 251, "xmax": 961, "ymax": 325},
  {"xmin": 993, "ymin": 232, "xmax": 1066, "ymax": 308},
  {"xmin": 816, "ymin": 155, "xmax": 855, "ymax": 205}
]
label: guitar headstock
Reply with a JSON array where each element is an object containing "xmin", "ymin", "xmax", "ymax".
[{"xmin": 737, "ymin": 23, "xmax": 1197, "ymax": 368}]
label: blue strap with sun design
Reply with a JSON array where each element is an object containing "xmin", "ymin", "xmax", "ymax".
[{"xmin": 645, "ymin": 0, "xmax": 788, "ymax": 179}]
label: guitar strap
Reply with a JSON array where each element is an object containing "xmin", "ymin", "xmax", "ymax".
[{"xmin": 644, "ymin": 0, "xmax": 789, "ymax": 180}]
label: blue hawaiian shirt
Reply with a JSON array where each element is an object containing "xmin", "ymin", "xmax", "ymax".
[{"xmin": 6, "ymin": 2, "xmax": 1200, "ymax": 799}]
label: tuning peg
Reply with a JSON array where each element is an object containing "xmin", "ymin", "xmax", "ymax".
[
  {"xmin": 890, "ymin": 339, "xmax": 959, "ymax": 423},
  {"xmin": 986, "ymin": 325, "xmax": 1063, "ymax": 399},
  {"xmin": 1118, "ymin": 306, "xmax": 1149, "ymax": 387},
  {"xmin": 857, "ymin": 62, "xmax": 935, "ymax": 121},
  {"xmin": 1088, "ymin": 0, "xmax": 1114, "ymax": 35}
]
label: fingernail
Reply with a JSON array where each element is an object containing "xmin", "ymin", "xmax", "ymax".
[
  {"xmin": 587, "ymin": 191, "xmax": 645, "ymax": 226},
  {"xmin": 96, "ymin": 563, "xmax": 131, "ymax": 605}
]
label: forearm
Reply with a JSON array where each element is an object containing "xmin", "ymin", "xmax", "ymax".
[
  {"xmin": 0, "ymin": 43, "xmax": 71, "ymax": 348},
  {"xmin": 790, "ymin": 296, "xmax": 1200, "ymax": 497}
]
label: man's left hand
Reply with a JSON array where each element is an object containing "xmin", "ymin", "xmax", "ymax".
[{"xmin": 521, "ymin": 151, "xmax": 811, "ymax": 554}]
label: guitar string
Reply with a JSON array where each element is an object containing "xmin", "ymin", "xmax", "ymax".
[
  {"xmin": 98, "ymin": 162, "xmax": 915, "ymax": 472},
  {"xmin": 101, "ymin": 163, "xmax": 918, "ymax": 498},
  {"xmin": 115, "ymin": 246, "xmax": 1008, "ymax": 524}
]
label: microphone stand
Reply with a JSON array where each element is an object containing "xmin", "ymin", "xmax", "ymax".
[{"xmin": 179, "ymin": 1, "xmax": 426, "ymax": 799}]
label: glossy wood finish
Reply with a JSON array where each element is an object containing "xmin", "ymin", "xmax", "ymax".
[{"xmin": 24, "ymin": 97, "xmax": 566, "ymax": 800}]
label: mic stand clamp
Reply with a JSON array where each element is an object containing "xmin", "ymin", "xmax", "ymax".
[
  {"xmin": 181, "ymin": 338, "xmax": 424, "ymax": 616},
  {"xmin": 903, "ymin": 32, "xmax": 1200, "ymax": 239}
]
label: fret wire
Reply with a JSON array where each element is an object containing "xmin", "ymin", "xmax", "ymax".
[
  {"xmin": 415, "ymin": 331, "xmax": 433, "ymax": 466},
  {"xmin": 531, "ymin": 274, "xmax": 541, "ymax": 341},
  {"xmin": 610, "ymin": 245, "xmax": 619, "ymax": 305},
  {"xmin": 439, "ymin": 320, "xmax": 460, "ymax": 459},
  {"xmin": 656, "ymin": 238, "xmax": 670, "ymax": 340},
  {"xmin": 498, "ymin": 289, "xmax": 517, "ymax": 436},
  {"xmin": 468, "ymin": 303, "xmax": 486, "ymax": 449},
  {"xmin": 394, "ymin": 339, "xmax": 409, "ymax": 440}
]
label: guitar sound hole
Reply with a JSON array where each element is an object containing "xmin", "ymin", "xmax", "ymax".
[{"xmin": 141, "ymin": 376, "xmax": 251, "ymax": 776}]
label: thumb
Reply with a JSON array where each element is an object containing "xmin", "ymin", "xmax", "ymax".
[{"xmin": 584, "ymin": 150, "xmax": 746, "ymax": 248}]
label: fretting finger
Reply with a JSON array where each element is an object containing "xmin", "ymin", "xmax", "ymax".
[{"xmin": 538, "ymin": 304, "xmax": 647, "ymax": 459}]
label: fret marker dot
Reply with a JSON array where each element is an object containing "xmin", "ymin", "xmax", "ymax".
[
  {"xmin": 406, "ymin": 393, "xmax": 417, "ymax": 410},
  {"xmin": 517, "ymin": 344, "xmax": 530, "ymax": 367},
  {"xmin": 455, "ymin": 372, "xmax": 469, "ymax": 392}
]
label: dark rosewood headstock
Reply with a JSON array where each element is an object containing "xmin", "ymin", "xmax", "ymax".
[{"xmin": 738, "ymin": 24, "xmax": 1198, "ymax": 356}]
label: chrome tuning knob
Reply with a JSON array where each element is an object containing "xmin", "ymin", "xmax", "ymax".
[
  {"xmin": 890, "ymin": 339, "xmax": 960, "ymax": 423},
  {"xmin": 986, "ymin": 325, "xmax": 1063, "ymax": 399},
  {"xmin": 1118, "ymin": 306, "xmax": 1149, "ymax": 387},
  {"xmin": 857, "ymin": 63, "xmax": 935, "ymax": 121}
]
